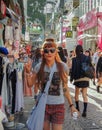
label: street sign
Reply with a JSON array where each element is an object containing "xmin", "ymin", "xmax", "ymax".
[{"xmin": 66, "ymin": 31, "xmax": 73, "ymax": 38}]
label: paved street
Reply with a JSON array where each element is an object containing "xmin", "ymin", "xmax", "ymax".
[
  {"xmin": 4, "ymin": 80, "xmax": 102, "ymax": 130},
  {"xmin": 63, "ymin": 80, "xmax": 102, "ymax": 130}
]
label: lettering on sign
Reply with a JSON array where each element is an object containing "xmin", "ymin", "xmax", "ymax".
[{"xmin": 66, "ymin": 31, "xmax": 73, "ymax": 38}]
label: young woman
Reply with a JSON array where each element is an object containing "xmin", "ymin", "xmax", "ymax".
[
  {"xmin": 26, "ymin": 38, "xmax": 79, "ymax": 130},
  {"xmin": 96, "ymin": 52, "xmax": 102, "ymax": 93},
  {"xmin": 70, "ymin": 45, "xmax": 91, "ymax": 117}
]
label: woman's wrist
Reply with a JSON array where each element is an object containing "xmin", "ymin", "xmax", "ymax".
[
  {"xmin": 26, "ymin": 72, "xmax": 32, "ymax": 76},
  {"xmin": 69, "ymin": 104, "xmax": 74, "ymax": 108}
]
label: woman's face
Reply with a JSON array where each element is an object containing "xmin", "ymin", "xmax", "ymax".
[
  {"xmin": 43, "ymin": 47, "xmax": 57, "ymax": 62},
  {"xmin": 85, "ymin": 51, "xmax": 89, "ymax": 56}
]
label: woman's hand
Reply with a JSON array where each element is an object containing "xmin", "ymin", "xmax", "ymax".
[
  {"xmin": 25, "ymin": 59, "xmax": 32, "ymax": 73},
  {"xmin": 70, "ymin": 105, "xmax": 80, "ymax": 117}
]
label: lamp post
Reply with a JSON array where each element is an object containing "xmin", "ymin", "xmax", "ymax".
[
  {"xmin": 44, "ymin": 0, "xmax": 57, "ymax": 39},
  {"xmin": 59, "ymin": 0, "xmax": 64, "ymax": 45},
  {"xmin": 60, "ymin": 16, "xmax": 63, "ymax": 45}
]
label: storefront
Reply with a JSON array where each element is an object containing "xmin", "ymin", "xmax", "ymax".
[{"xmin": 77, "ymin": 8, "xmax": 102, "ymax": 51}]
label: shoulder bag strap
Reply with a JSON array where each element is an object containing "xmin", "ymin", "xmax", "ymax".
[{"xmin": 43, "ymin": 63, "xmax": 56, "ymax": 94}]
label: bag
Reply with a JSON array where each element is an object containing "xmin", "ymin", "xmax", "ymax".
[
  {"xmin": 81, "ymin": 62, "xmax": 94, "ymax": 79},
  {"xmin": 26, "ymin": 92, "xmax": 47, "ymax": 130}
]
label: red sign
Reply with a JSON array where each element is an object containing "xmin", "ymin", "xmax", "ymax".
[{"xmin": 78, "ymin": 9, "xmax": 97, "ymax": 32}]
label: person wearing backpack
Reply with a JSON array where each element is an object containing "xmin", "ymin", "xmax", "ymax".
[
  {"xmin": 70, "ymin": 45, "xmax": 92, "ymax": 117},
  {"xmin": 96, "ymin": 52, "xmax": 102, "ymax": 93}
]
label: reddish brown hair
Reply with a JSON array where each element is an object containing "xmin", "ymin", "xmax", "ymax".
[
  {"xmin": 42, "ymin": 38, "xmax": 57, "ymax": 49},
  {"xmin": 37, "ymin": 38, "xmax": 68, "ymax": 89}
]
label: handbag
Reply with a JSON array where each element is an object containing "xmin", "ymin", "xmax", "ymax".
[{"xmin": 26, "ymin": 63, "xmax": 56, "ymax": 130}]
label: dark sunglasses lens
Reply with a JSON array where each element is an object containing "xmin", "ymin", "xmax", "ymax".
[
  {"xmin": 50, "ymin": 49, "xmax": 55, "ymax": 53},
  {"xmin": 44, "ymin": 49, "xmax": 49, "ymax": 53},
  {"xmin": 44, "ymin": 49, "xmax": 55, "ymax": 53}
]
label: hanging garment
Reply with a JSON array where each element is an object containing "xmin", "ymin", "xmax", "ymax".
[
  {"xmin": 0, "ymin": 56, "xmax": 4, "ymax": 95},
  {"xmin": 0, "ymin": 24, "xmax": 4, "ymax": 46},
  {"xmin": 23, "ymin": 62, "xmax": 32, "ymax": 97},
  {"xmin": 15, "ymin": 62, "xmax": 24, "ymax": 112},
  {"xmin": 1, "ymin": 61, "xmax": 9, "ymax": 110},
  {"xmin": 10, "ymin": 69, "xmax": 17, "ymax": 114},
  {"xmin": 0, "ymin": 109, "xmax": 6, "ymax": 130},
  {"xmin": 5, "ymin": 26, "xmax": 13, "ymax": 41}
]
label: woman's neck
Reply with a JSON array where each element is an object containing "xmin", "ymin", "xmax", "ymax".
[{"xmin": 45, "ymin": 60, "xmax": 55, "ymax": 67}]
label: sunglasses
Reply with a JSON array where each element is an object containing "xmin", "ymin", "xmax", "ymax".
[{"xmin": 44, "ymin": 48, "xmax": 56, "ymax": 54}]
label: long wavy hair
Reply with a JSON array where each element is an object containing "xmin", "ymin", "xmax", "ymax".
[{"xmin": 36, "ymin": 38, "xmax": 68, "ymax": 88}]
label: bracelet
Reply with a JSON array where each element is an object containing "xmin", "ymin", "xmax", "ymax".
[{"xmin": 69, "ymin": 104, "xmax": 74, "ymax": 108}]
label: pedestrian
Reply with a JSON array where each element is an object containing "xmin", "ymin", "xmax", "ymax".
[
  {"xmin": 26, "ymin": 38, "xmax": 79, "ymax": 130},
  {"xmin": 32, "ymin": 47, "xmax": 42, "ymax": 100},
  {"xmin": 92, "ymin": 47, "xmax": 101, "ymax": 77},
  {"xmin": 92, "ymin": 47, "xmax": 101, "ymax": 67},
  {"xmin": 68, "ymin": 50, "xmax": 75, "ymax": 77},
  {"xmin": 70, "ymin": 45, "xmax": 91, "ymax": 117},
  {"xmin": 32, "ymin": 47, "xmax": 42, "ymax": 69},
  {"xmin": 96, "ymin": 52, "xmax": 102, "ymax": 93},
  {"xmin": 58, "ymin": 46, "xmax": 67, "ymax": 63}
]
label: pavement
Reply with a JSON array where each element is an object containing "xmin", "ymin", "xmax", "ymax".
[{"xmin": 3, "ymin": 80, "xmax": 102, "ymax": 130}]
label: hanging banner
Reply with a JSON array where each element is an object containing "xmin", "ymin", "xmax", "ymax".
[
  {"xmin": 78, "ymin": 9, "xmax": 97, "ymax": 32},
  {"xmin": 97, "ymin": 16, "xmax": 102, "ymax": 50},
  {"xmin": 77, "ymin": 27, "xmax": 83, "ymax": 45}
]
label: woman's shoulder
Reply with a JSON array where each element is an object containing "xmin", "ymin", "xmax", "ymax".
[{"xmin": 60, "ymin": 61, "xmax": 69, "ymax": 72}]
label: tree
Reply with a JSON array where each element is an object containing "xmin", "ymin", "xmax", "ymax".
[{"xmin": 27, "ymin": 0, "xmax": 46, "ymax": 28}]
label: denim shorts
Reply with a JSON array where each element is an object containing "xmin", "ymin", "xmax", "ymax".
[{"xmin": 44, "ymin": 104, "xmax": 65, "ymax": 124}]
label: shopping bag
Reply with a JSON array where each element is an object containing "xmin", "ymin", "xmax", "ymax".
[{"xmin": 26, "ymin": 92, "xmax": 47, "ymax": 130}]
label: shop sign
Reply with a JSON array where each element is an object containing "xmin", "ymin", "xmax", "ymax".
[
  {"xmin": 0, "ymin": 0, "xmax": 6, "ymax": 18},
  {"xmin": 66, "ymin": 31, "xmax": 73, "ymax": 38},
  {"xmin": 72, "ymin": 17, "xmax": 79, "ymax": 27},
  {"xmin": 62, "ymin": 27, "xmax": 70, "ymax": 32}
]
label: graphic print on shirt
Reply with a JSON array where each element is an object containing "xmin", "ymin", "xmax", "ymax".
[{"xmin": 43, "ymin": 72, "xmax": 60, "ymax": 96}]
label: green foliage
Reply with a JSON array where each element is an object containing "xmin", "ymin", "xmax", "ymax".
[{"xmin": 27, "ymin": 0, "xmax": 46, "ymax": 28}]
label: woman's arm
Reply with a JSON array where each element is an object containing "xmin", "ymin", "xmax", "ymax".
[
  {"xmin": 63, "ymin": 83, "xmax": 79, "ymax": 115},
  {"xmin": 26, "ymin": 72, "xmax": 37, "ymax": 87},
  {"xmin": 25, "ymin": 58, "xmax": 38, "ymax": 87}
]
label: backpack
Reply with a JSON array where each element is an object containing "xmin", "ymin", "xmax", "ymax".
[{"xmin": 81, "ymin": 56, "xmax": 94, "ymax": 79}]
